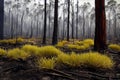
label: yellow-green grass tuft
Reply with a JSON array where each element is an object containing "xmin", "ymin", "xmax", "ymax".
[
  {"xmin": 74, "ymin": 41, "xmax": 84, "ymax": 45},
  {"xmin": 108, "ymin": 44, "xmax": 120, "ymax": 52},
  {"xmin": 37, "ymin": 57, "xmax": 56, "ymax": 69},
  {"xmin": 56, "ymin": 52, "xmax": 82, "ymax": 67},
  {"xmin": 0, "ymin": 48, "xmax": 7, "ymax": 56},
  {"xmin": 22, "ymin": 44, "xmax": 39, "ymax": 56},
  {"xmin": 79, "ymin": 52, "xmax": 114, "ymax": 69},
  {"xmin": 56, "ymin": 40, "xmax": 68, "ymax": 47},
  {"xmin": 0, "ymin": 39, "xmax": 16, "ymax": 44},
  {"xmin": 56, "ymin": 52, "xmax": 114, "ymax": 69},
  {"xmin": 17, "ymin": 37, "xmax": 24, "ymax": 43},
  {"xmin": 35, "ymin": 51, "xmax": 114, "ymax": 69},
  {"xmin": 67, "ymin": 44, "xmax": 89, "ymax": 50},
  {"xmin": 37, "ymin": 46, "xmax": 63, "ymax": 58},
  {"xmin": 83, "ymin": 39, "xmax": 94, "ymax": 46},
  {"xmin": 7, "ymin": 48, "xmax": 30, "ymax": 60}
]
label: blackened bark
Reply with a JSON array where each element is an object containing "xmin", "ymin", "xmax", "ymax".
[
  {"xmin": 11, "ymin": 13, "xmax": 14, "ymax": 38},
  {"xmin": 94, "ymin": 0, "xmax": 107, "ymax": 51},
  {"xmin": 43, "ymin": 0, "xmax": 47, "ymax": 44},
  {"xmin": 48, "ymin": 2, "xmax": 51, "ymax": 39},
  {"xmin": 30, "ymin": 20, "xmax": 33, "ymax": 38},
  {"xmin": 36, "ymin": 16, "xmax": 39, "ymax": 38},
  {"xmin": 20, "ymin": 12, "xmax": 24, "ymax": 37},
  {"xmin": 71, "ymin": 5, "xmax": 74, "ymax": 39},
  {"xmin": 67, "ymin": 0, "xmax": 70, "ymax": 41},
  {"xmin": 52, "ymin": 0, "xmax": 58, "ymax": 45},
  {"xmin": 0, "ymin": 0, "xmax": 4, "ymax": 39},
  {"xmin": 83, "ymin": 12, "xmax": 85, "ymax": 38},
  {"xmin": 62, "ymin": 5, "xmax": 65, "ymax": 40},
  {"xmin": 114, "ymin": 11, "xmax": 117, "ymax": 39},
  {"xmin": 76, "ymin": 0, "xmax": 79, "ymax": 39}
]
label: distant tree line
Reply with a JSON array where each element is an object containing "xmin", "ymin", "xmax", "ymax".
[{"xmin": 0, "ymin": 0, "xmax": 120, "ymax": 51}]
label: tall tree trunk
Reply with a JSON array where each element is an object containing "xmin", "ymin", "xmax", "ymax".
[
  {"xmin": 9, "ymin": 9, "xmax": 11, "ymax": 36},
  {"xmin": 11, "ymin": 13, "xmax": 14, "ymax": 38},
  {"xmin": 0, "ymin": 0, "xmax": 4, "ymax": 39},
  {"xmin": 76, "ymin": 0, "xmax": 79, "ymax": 39},
  {"xmin": 71, "ymin": 5, "xmax": 74, "ymax": 39},
  {"xmin": 83, "ymin": 12, "xmax": 85, "ymax": 39},
  {"xmin": 67, "ymin": 0, "xmax": 70, "ymax": 41},
  {"xmin": 16, "ymin": 12, "xmax": 19, "ymax": 38},
  {"xmin": 62, "ymin": 5, "xmax": 65, "ymax": 40},
  {"xmin": 48, "ymin": 2, "xmax": 51, "ymax": 39},
  {"xmin": 114, "ymin": 11, "xmax": 117, "ymax": 40},
  {"xmin": 20, "ymin": 12, "xmax": 24, "ymax": 37},
  {"xmin": 30, "ymin": 20, "xmax": 33, "ymax": 38},
  {"xmin": 94, "ymin": 0, "xmax": 107, "ymax": 51},
  {"xmin": 43, "ymin": 0, "xmax": 47, "ymax": 44},
  {"xmin": 36, "ymin": 16, "xmax": 39, "ymax": 38},
  {"xmin": 108, "ymin": 13, "xmax": 111, "ymax": 40},
  {"xmin": 52, "ymin": 0, "xmax": 58, "ymax": 45}
]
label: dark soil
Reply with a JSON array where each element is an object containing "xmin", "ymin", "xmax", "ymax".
[{"xmin": 0, "ymin": 44, "xmax": 120, "ymax": 80}]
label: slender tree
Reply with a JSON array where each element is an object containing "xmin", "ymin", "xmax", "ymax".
[
  {"xmin": 67, "ymin": 0, "xmax": 70, "ymax": 41},
  {"xmin": 107, "ymin": 0, "xmax": 117, "ymax": 40},
  {"xmin": 94, "ymin": 0, "xmax": 107, "ymax": 51},
  {"xmin": 71, "ymin": 1, "xmax": 74, "ymax": 39},
  {"xmin": 48, "ymin": 1, "xmax": 51, "ymax": 39},
  {"xmin": 20, "ymin": 12, "xmax": 24, "ymax": 37},
  {"xmin": 11, "ymin": 13, "xmax": 14, "ymax": 38},
  {"xmin": 52, "ymin": 0, "xmax": 58, "ymax": 45},
  {"xmin": 76, "ymin": 0, "xmax": 79, "ymax": 39},
  {"xmin": 30, "ymin": 20, "xmax": 33, "ymax": 38},
  {"xmin": 62, "ymin": 4, "xmax": 65, "ymax": 40},
  {"xmin": 42, "ymin": 0, "xmax": 47, "ymax": 44},
  {"xmin": 82, "ymin": 3, "xmax": 88, "ymax": 39},
  {"xmin": 0, "ymin": 0, "xmax": 4, "ymax": 39}
]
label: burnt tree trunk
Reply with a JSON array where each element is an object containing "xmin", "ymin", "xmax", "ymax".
[
  {"xmin": 42, "ymin": 0, "xmax": 47, "ymax": 44},
  {"xmin": 52, "ymin": 0, "xmax": 58, "ymax": 45},
  {"xmin": 62, "ymin": 4, "xmax": 65, "ymax": 40},
  {"xmin": 36, "ymin": 16, "xmax": 39, "ymax": 38},
  {"xmin": 30, "ymin": 20, "xmax": 33, "ymax": 38},
  {"xmin": 71, "ymin": 5, "xmax": 74, "ymax": 39},
  {"xmin": 48, "ymin": 2, "xmax": 51, "ymax": 39},
  {"xmin": 0, "ymin": 0, "xmax": 4, "ymax": 39},
  {"xmin": 67, "ymin": 0, "xmax": 70, "ymax": 41},
  {"xmin": 20, "ymin": 12, "xmax": 24, "ymax": 37},
  {"xmin": 83, "ymin": 12, "xmax": 85, "ymax": 39},
  {"xmin": 94, "ymin": 0, "xmax": 107, "ymax": 51},
  {"xmin": 11, "ymin": 13, "xmax": 14, "ymax": 38},
  {"xmin": 114, "ymin": 11, "xmax": 117, "ymax": 40},
  {"xmin": 76, "ymin": 0, "xmax": 79, "ymax": 39}
]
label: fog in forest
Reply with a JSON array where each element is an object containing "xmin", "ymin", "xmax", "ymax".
[{"xmin": 4, "ymin": 0, "xmax": 120, "ymax": 41}]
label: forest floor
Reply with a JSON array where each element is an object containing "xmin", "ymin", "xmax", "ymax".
[{"xmin": 0, "ymin": 42, "xmax": 120, "ymax": 80}]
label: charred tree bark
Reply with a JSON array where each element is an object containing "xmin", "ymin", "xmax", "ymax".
[
  {"xmin": 48, "ymin": 2, "xmax": 51, "ymax": 39},
  {"xmin": 71, "ymin": 5, "xmax": 74, "ymax": 39},
  {"xmin": 62, "ymin": 4, "xmax": 65, "ymax": 40},
  {"xmin": 83, "ymin": 12, "xmax": 85, "ymax": 39},
  {"xmin": 42, "ymin": 0, "xmax": 47, "ymax": 44},
  {"xmin": 67, "ymin": 0, "xmax": 70, "ymax": 41},
  {"xmin": 30, "ymin": 20, "xmax": 33, "ymax": 38},
  {"xmin": 20, "ymin": 12, "xmax": 24, "ymax": 37},
  {"xmin": 76, "ymin": 0, "xmax": 79, "ymax": 39},
  {"xmin": 94, "ymin": 0, "xmax": 107, "ymax": 51},
  {"xmin": 36, "ymin": 16, "xmax": 39, "ymax": 38},
  {"xmin": 0, "ymin": 0, "xmax": 4, "ymax": 39},
  {"xmin": 52, "ymin": 0, "xmax": 58, "ymax": 45},
  {"xmin": 114, "ymin": 11, "xmax": 117, "ymax": 40},
  {"xmin": 11, "ymin": 13, "xmax": 14, "ymax": 38}
]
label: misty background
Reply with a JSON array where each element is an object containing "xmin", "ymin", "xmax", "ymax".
[{"xmin": 4, "ymin": 0, "xmax": 120, "ymax": 41}]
